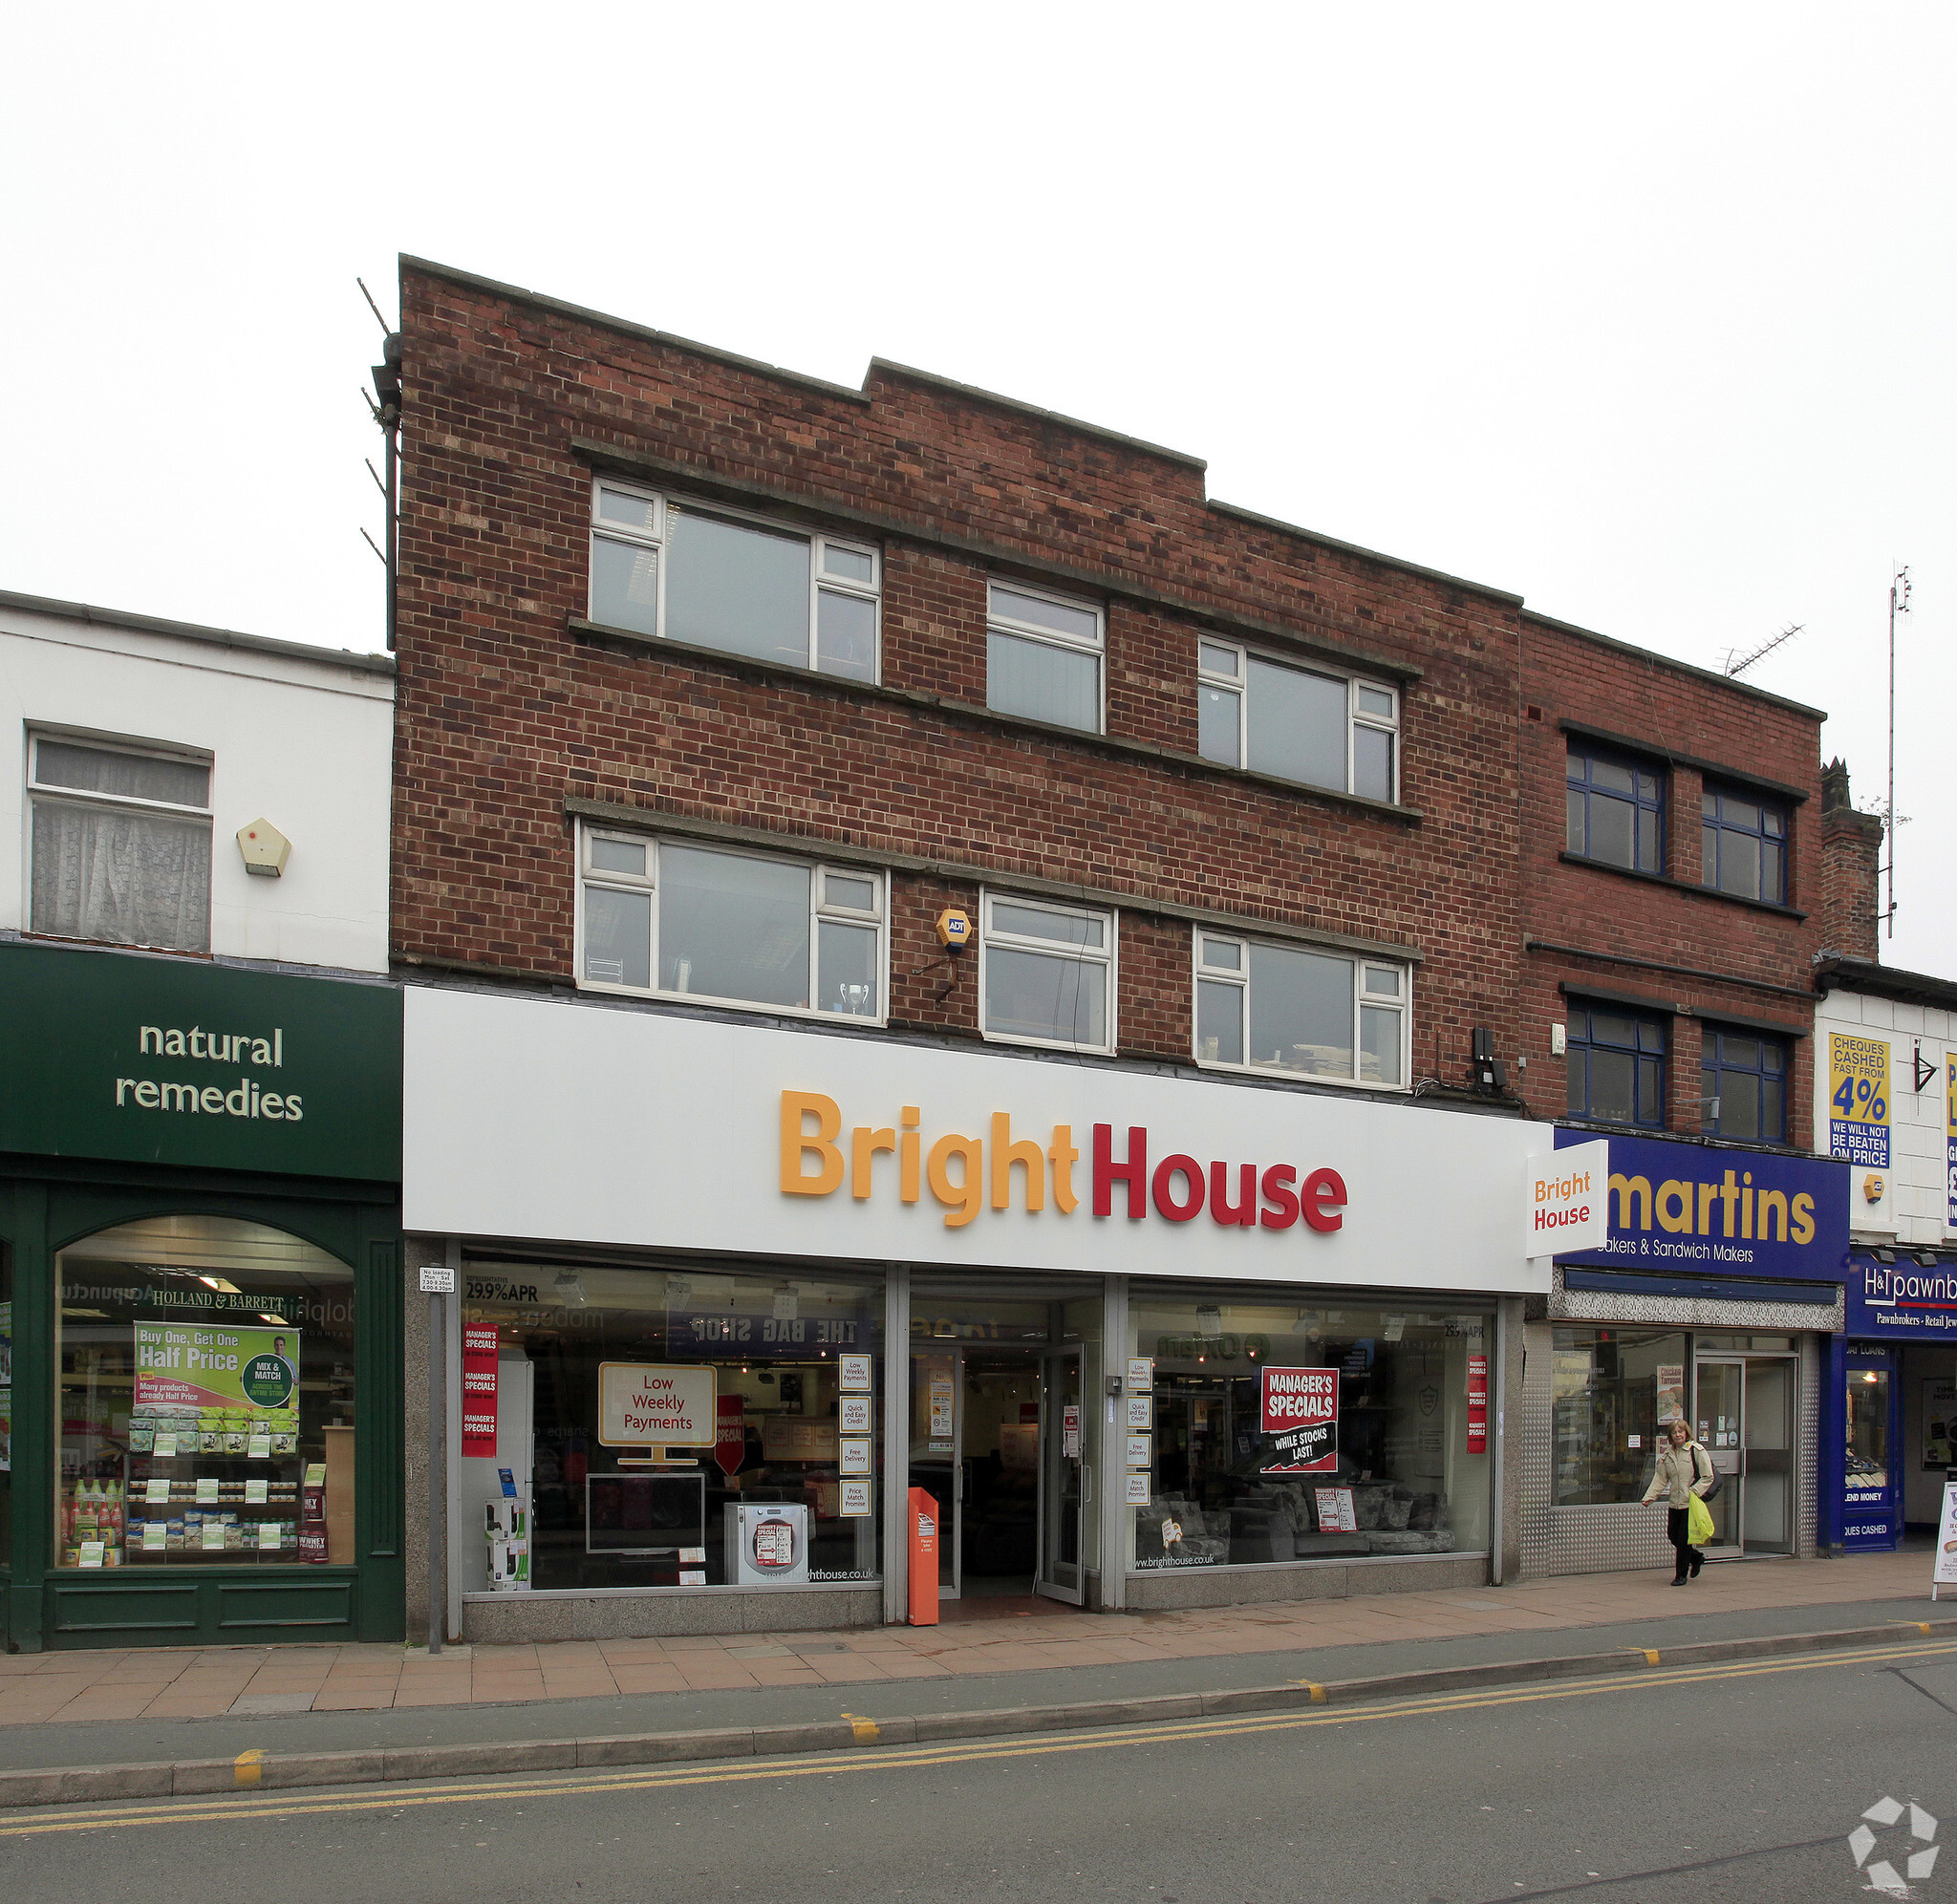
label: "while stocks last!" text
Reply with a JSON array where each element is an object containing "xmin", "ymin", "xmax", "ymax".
[{"xmin": 111, "ymin": 1021, "xmax": 304, "ymax": 1123}]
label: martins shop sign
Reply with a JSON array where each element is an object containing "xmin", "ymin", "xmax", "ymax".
[
  {"xmin": 0, "ymin": 941, "xmax": 401, "ymax": 1181},
  {"xmin": 1551, "ymin": 1129, "xmax": 1848, "ymax": 1280}
]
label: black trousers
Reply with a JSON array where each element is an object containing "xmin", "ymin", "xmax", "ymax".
[{"xmin": 1667, "ymin": 1507, "xmax": 1702, "ymax": 1580}]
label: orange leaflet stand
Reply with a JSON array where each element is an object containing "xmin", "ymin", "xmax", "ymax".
[{"xmin": 907, "ymin": 1486, "xmax": 939, "ymax": 1626}]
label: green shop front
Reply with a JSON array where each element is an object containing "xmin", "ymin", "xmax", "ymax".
[{"xmin": 0, "ymin": 942, "xmax": 402, "ymax": 1652}]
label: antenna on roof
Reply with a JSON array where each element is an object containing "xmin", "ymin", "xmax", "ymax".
[
  {"xmin": 357, "ymin": 279, "xmax": 402, "ymax": 652},
  {"xmin": 1719, "ymin": 623, "xmax": 1801, "ymax": 677},
  {"xmin": 1882, "ymin": 566, "xmax": 1912, "ymax": 940},
  {"xmin": 355, "ymin": 277, "xmax": 392, "ymax": 336}
]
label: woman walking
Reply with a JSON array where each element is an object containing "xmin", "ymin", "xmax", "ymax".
[{"xmin": 1642, "ymin": 1417, "xmax": 1714, "ymax": 1585}]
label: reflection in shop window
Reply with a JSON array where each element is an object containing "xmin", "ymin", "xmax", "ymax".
[
  {"xmin": 1126, "ymin": 1295, "xmax": 1493, "ymax": 1568},
  {"xmin": 1551, "ymin": 1327, "xmax": 1686, "ymax": 1506},
  {"xmin": 459, "ymin": 1264, "xmax": 883, "ymax": 1593},
  {"xmin": 54, "ymin": 1216, "xmax": 356, "ymax": 1570}
]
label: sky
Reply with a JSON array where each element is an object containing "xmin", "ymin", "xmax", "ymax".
[{"xmin": 3, "ymin": 6, "xmax": 1951, "ymax": 972}]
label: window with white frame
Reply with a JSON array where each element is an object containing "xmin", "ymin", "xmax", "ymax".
[
  {"xmin": 1196, "ymin": 641, "xmax": 1399, "ymax": 802},
  {"xmin": 28, "ymin": 734, "xmax": 212, "ymax": 952},
  {"xmin": 979, "ymin": 893, "xmax": 1114, "ymax": 1052},
  {"xmin": 1194, "ymin": 933, "xmax": 1407, "ymax": 1086},
  {"xmin": 587, "ymin": 479, "xmax": 880, "ymax": 681},
  {"xmin": 578, "ymin": 827, "xmax": 885, "ymax": 1018},
  {"xmin": 985, "ymin": 582, "xmax": 1104, "ymax": 735}
]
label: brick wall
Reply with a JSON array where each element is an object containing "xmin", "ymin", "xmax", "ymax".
[
  {"xmin": 392, "ymin": 257, "xmax": 1832, "ymax": 1134},
  {"xmin": 1517, "ymin": 617, "xmax": 1824, "ymax": 1145},
  {"xmin": 1817, "ymin": 759, "xmax": 1884, "ymax": 959},
  {"xmin": 393, "ymin": 262, "xmax": 1525, "ymax": 1084}
]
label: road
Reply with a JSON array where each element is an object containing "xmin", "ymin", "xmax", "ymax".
[{"xmin": 4, "ymin": 1639, "xmax": 1954, "ymax": 1903}]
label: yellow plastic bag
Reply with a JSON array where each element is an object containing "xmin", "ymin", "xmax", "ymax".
[{"xmin": 1687, "ymin": 1493, "xmax": 1714, "ymax": 1547}]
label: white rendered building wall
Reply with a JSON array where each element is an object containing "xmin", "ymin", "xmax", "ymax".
[
  {"xmin": 1813, "ymin": 989, "xmax": 1956, "ymax": 1245},
  {"xmin": 0, "ymin": 598, "xmax": 395, "ymax": 973}
]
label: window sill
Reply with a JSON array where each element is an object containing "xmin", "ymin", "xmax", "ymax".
[
  {"xmin": 569, "ymin": 616, "xmax": 1423, "ymax": 826},
  {"xmin": 1554, "ymin": 1115, "xmax": 1814, "ymax": 1160},
  {"xmin": 1194, "ymin": 1056, "xmax": 1409, "ymax": 1095},
  {"xmin": 574, "ymin": 973, "xmax": 888, "ymax": 1028},
  {"xmin": 980, "ymin": 1027, "xmax": 1116, "ymax": 1059},
  {"xmin": 1555, "ymin": 852, "xmax": 1807, "ymax": 921}
]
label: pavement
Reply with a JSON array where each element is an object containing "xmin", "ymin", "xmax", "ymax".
[
  {"xmin": 5, "ymin": 1629, "xmax": 1954, "ymax": 1902},
  {"xmin": 0, "ymin": 1548, "xmax": 1946, "ymax": 1778}
]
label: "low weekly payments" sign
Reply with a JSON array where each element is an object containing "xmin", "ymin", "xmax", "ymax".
[{"xmin": 596, "ymin": 1362, "xmax": 717, "ymax": 1453}]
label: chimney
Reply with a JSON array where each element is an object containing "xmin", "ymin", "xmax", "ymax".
[{"xmin": 1817, "ymin": 758, "xmax": 1884, "ymax": 961}]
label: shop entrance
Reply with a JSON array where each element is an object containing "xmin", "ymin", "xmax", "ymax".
[
  {"xmin": 1694, "ymin": 1354, "xmax": 1796, "ymax": 1557},
  {"xmin": 907, "ymin": 1276, "xmax": 1097, "ymax": 1607}
]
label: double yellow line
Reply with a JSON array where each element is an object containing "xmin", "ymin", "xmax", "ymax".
[{"xmin": 7, "ymin": 1636, "xmax": 1953, "ymax": 1838}]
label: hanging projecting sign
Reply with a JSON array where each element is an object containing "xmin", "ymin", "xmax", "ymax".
[
  {"xmin": 1525, "ymin": 1141, "xmax": 1608, "ymax": 1256},
  {"xmin": 1258, "ymin": 1366, "xmax": 1338, "ymax": 1474}
]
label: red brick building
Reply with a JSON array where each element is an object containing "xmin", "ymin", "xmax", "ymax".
[{"xmin": 390, "ymin": 257, "xmax": 1854, "ymax": 1636}]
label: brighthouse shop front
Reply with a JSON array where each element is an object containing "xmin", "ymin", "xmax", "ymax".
[{"xmin": 401, "ymin": 984, "xmax": 1544, "ymax": 1640}]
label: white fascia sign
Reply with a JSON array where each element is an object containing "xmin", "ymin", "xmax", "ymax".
[
  {"xmin": 1526, "ymin": 1138, "xmax": 1609, "ymax": 1256},
  {"xmin": 403, "ymin": 986, "xmax": 1550, "ymax": 1295}
]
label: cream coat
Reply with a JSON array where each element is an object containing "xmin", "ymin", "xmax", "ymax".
[{"xmin": 1643, "ymin": 1438, "xmax": 1713, "ymax": 1508}]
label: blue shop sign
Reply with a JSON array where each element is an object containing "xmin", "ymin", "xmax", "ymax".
[
  {"xmin": 1553, "ymin": 1131, "xmax": 1849, "ymax": 1281},
  {"xmin": 1846, "ymin": 1256, "xmax": 1957, "ymax": 1338}
]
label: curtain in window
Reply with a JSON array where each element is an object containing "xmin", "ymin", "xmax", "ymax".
[{"xmin": 31, "ymin": 802, "xmax": 211, "ymax": 951}]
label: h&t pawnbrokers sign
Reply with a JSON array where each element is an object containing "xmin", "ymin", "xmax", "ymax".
[{"xmin": 0, "ymin": 941, "xmax": 400, "ymax": 1181}]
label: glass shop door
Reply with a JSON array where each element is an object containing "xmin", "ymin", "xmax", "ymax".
[
  {"xmin": 1844, "ymin": 1356, "xmax": 1899, "ymax": 1551},
  {"xmin": 1036, "ymin": 1349, "xmax": 1084, "ymax": 1605},
  {"xmin": 1695, "ymin": 1358, "xmax": 1745, "ymax": 1552},
  {"xmin": 909, "ymin": 1348, "xmax": 963, "ymax": 1599}
]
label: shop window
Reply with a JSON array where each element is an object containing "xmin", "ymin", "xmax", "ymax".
[
  {"xmin": 1701, "ymin": 1027, "xmax": 1787, "ymax": 1143},
  {"xmin": 1701, "ymin": 785, "xmax": 1788, "ymax": 904},
  {"xmin": 459, "ymin": 1263, "xmax": 883, "ymax": 1592},
  {"xmin": 1565, "ymin": 1003, "xmax": 1667, "ymax": 1127},
  {"xmin": 978, "ymin": 892, "xmax": 1113, "ymax": 1053},
  {"xmin": 588, "ymin": 480, "xmax": 881, "ymax": 682},
  {"xmin": 28, "ymin": 734, "xmax": 213, "ymax": 952},
  {"xmin": 1196, "ymin": 642, "xmax": 1399, "ymax": 802},
  {"xmin": 1551, "ymin": 1327, "xmax": 1686, "ymax": 1505},
  {"xmin": 54, "ymin": 1216, "xmax": 356, "ymax": 1571},
  {"xmin": 1565, "ymin": 742, "xmax": 1665, "ymax": 874},
  {"xmin": 1126, "ymin": 1294, "xmax": 1494, "ymax": 1569},
  {"xmin": 1847, "ymin": 1366, "xmax": 1890, "ymax": 1493},
  {"xmin": 1195, "ymin": 934, "xmax": 1407, "ymax": 1087},
  {"xmin": 578, "ymin": 827, "xmax": 885, "ymax": 1020},
  {"xmin": 985, "ymin": 581, "xmax": 1104, "ymax": 735}
]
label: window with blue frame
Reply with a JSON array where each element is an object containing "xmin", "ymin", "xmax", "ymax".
[
  {"xmin": 1566, "ymin": 1003, "xmax": 1667, "ymax": 1127},
  {"xmin": 1566, "ymin": 744, "xmax": 1665, "ymax": 873},
  {"xmin": 1701, "ymin": 786, "xmax": 1787, "ymax": 904},
  {"xmin": 1700, "ymin": 1027, "xmax": 1787, "ymax": 1143}
]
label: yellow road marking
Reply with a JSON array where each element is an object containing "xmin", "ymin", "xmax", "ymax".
[
  {"xmin": 1641, "ymin": 1648, "xmax": 1661, "ymax": 1665},
  {"xmin": 841, "ymin": 1713, "xmax": 880, "ymax": 1743},
  {"xmin": 233, "ymin": 1750, "xmax": 264, "ymax": 1788},
  {"xmin": 8, "ymin": 1637, "xmax": 1956, "ymax": 1838}
]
